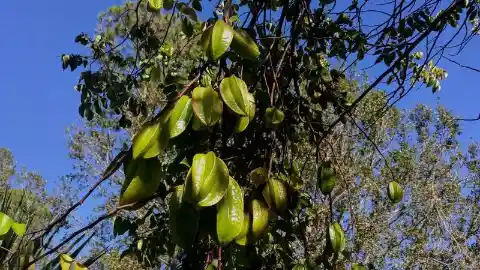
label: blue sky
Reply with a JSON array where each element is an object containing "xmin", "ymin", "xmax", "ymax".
[
  {"xmin": 0, "ymin": 1, "xmax": 122, "ymax": 183},
  {"xmin": 0, "ymin": 0, "xmax": 478, "ymax": 210}
]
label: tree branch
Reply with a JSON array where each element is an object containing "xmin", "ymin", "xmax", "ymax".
[{"xmin": 27, "ymin": 188, "xmax": 173, "ymax": 267}]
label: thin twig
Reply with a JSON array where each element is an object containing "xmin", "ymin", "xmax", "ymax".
[
  {"xmin": 27, "ymin": 188, "xmax": 173, "ymax": 267},
  {"xmin": 455, "ymin": 113, "xmax": 480, "ymax": 122}
]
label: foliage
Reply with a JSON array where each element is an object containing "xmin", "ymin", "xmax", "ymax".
[{"xmin": 49, "ymin": 0, "xmax": 480, "ymax": 269}]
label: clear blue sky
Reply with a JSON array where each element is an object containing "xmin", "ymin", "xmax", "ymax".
[
  {"xmin": 0, "ymin": 1, "xmax": 479, "ymax": 197},
  {"xmin": 0, "ymin": 1, "xmax": 122, "ymax": 183}
]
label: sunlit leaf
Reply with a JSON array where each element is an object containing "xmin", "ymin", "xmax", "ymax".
[
  {"xmin": 60, "ymin": 254, "xmax": 74, "ymax": 270},
  {"xmin": 231, "ymin": 28, "xmax": 260, "ymax": 60},
  {"xmin": 160, "ymin": 42, "xmax": 174, "ymax": 57},
  {"xmin": 132, "ymin": 111, "xmax": 170, "ymax": 159},
  {"xmin": 147, "ymin": 0, "xmax": 163, "ymax": 12},
  {"xmin": 11, "ymin": 222, "xmax": 26, "ymax": 237},
  {"xmin": 0, "ymin": 212, "xmax": 12, "ymax": 236},
  {"xmin": 119, "ymin": 157, "xmax": 163, "ymax": 207}
]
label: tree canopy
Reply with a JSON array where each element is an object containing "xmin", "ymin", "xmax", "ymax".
[{"xmin": 17, "ymin": 0, "xmax": 480, "ymax": 269}]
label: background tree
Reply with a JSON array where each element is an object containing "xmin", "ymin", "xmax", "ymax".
[{"xmin": 30, "ymin": 0, "xmax": 480, "ymax": 269}]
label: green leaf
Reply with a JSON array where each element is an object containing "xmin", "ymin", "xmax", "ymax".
[
  {"xmin": 178, "ymin": 3, "xmax": 198, "ymax": 21},
  {"xmin": 192, "ymin": 0, "xmax": 202, "ymax": 11},
  {"xmin": 329, "ymin": 222, "xmax": 345, "ymax": 253},
  {"xmin": 191, "ymin": 113, "xmax": 207, "ymax": 131},
  {"xmin": 184, "ymin": 152, "xmax": 230, "ymax": 207},
  {"xmin": 132, "ymin": 111, "xmax": 170, "ymax": 159},
  {"xmin": 179, "ymin": 157, "xmax": 191, "ymax": 168},
  {"xmin": 220, "ymin": 75, "xmax": 250, "ymax": 116},
  {"xmin": 200, "ymin": 73, "xmax": 212, "ymax": 87},
  {"xmin": 11, "ymin": 222, "xmax": 26, "ymax": 237},
  {"xmin": 168, "ymin": 95, "xmax": 193, "ymax": 138},
  {"xmin": 217, "ymin": 177, "xmax": 244, "ymax": 244},
  {"xmin": 317, "ymin": 161, "xmax": 336, "ymax": 195},
  {"xmin": 262, "ymin": 178, "xmax": 288, "ymax": 212},
  {"xmin": 0, "ymin": 212, "xmax": 12, "ymax": 235},
  {"xmin": 387, "ymin": 181, "xmax": 404, "ymax": 203},
  {"xmin": 292, "ymin": 265, "xmax": 308, "ymax": 270},
  {"xmin": 206, "ymin": 264, "xmax": 217, "ymax": 270},
  {"xmin": 320, "ymin": 0, "xmax": 335, "ymax": 4},
  {"xmin": 201, "ymin": 21, "xmax": 234, "ymax": 61},
  {"xmin": 250, "ymin": 199, "xmax": 269, "ymax": 240},
  {"xmin": 160, "ymin": 42, "xmax": 174, "ymax": 57},
  {"xmin": 113, "ymin": 217, "xmax": 130, "ymax": 236},
  {"xmin": 191, "ymin": 86, "xmax": 223, "ymax": 127},
  {"xmin": 352, "ymin": 263, "xmax": 367, "ymax": 270},
  {"xmin": 147, "ymin": 0, "xmax": 163, "ymax": 12},
  {"xmin": 169, "ymin": 185, "xmax": 199, "ymax": 249},
  {"xmin": 264, "ymin": 107, "xmax": 285, "ymax": 128},
  {"xmin": 234, "ymin": 92, "xmax": 255, "ymax": 133},
  {"xmin": 163, "ymin": 0, "xmax": 174, "ymax": 10},
  {"xmin": 119, "ymin": 157, "xmax": 164, "ymax": 206},
  {"xmin": 181, "ymin": 17, "xmax": 194, "ymax": 37},
  {"xmin": 229, "ymin": 15, "xmax": 239, "ymax": 23},
  {"xmin": 249, "ymin": 167, "xmax": 268, "ymax": 186},
  {"xmin": 234, "ymin": 212, "xmax": 250, "ymax": 245},
  {"xmin": 136, "ymin": 239, "xmax": 144, "ymax": 251},
  {"xmin": 60, "ymin": 254, "xmax": 74, "ymax": 270},
  {"xmin": 231, "ymin": 28, "xmax": 260, "ymax": 60}
]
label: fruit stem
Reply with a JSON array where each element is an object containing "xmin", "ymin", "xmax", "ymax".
[{"xmin": 218, "ymin": 246, "xmax": 223, "ymax": 270}]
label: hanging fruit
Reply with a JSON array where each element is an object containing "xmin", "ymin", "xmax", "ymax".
[
  {"xmin": 183, "ymin": 152, "xmax": 229, "ymax": 207},
  {"xmin": 328, "ymin": 222, "xmax": 345, "ymax": 253},
  {"xmin": 234, "ymin": 92, "xmax": 256, "ymax": 133},
  {"xmin": 249, "ymin": 167, "xmax": 268, "ymax": 186},
  {"xmin": 317, "ymin": 161, "xmax": 336, "ymax": 195},
  {"xmin": 220, "ymin": 75, "xmax": 250, "ymax": 116},
  {"xmin": 191, "ymin": 86, "xmax": 223, "ymax": 127},
  {"xmin": 262, "ymin": 178, "xmax": 288, "ymax": 212},
  {"xmin": 234, "ymin": 213, "xmax": 250, "ymax": 246},
  {"xmin": 217, "ymin": 177, "xmax": 244, "ymax": 244},
  {"xmin": 147, "ymin": 0, "xmax": 163, "ymax": 12},
  {"xmin": 387, "ymin": 181, "xmax": 403, "ymax": 203},
  {"xmin": 250, "ymin": 199, "xmax": 269, "ymax": 240},
  {"xmin": 264, "ymin": 107, "xmax": 285, "ymax": 128}
]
